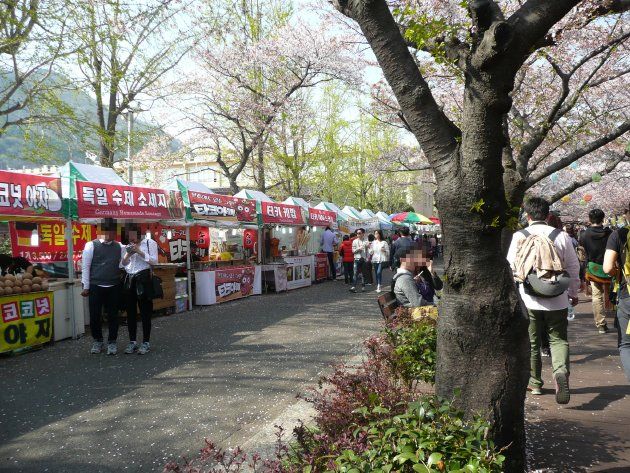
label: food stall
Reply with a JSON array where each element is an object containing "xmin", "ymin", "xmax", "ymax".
[
  {"xmin": 69, "ymin": 164, "xmax": 188, "ymax": 316},
  {"xmin": 0, "ymin": 169, "xmax": 82, "ymax": 353},
  {"xmin": 305, "ymin": 205, "xmax": 337, "ymax": 282},
  {"xmin": 182, "ymin": 183, "xmax": 261, "ymax": 305}
]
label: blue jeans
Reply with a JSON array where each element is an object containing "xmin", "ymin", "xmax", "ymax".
[
  {"xmin": 373, "ymin": 262, "xmax": 384, "ymax": 286},
  {"xmin": 616, "ymin": 297, "xmax": 630, "ymax": 381},
  {"xmin": 353, "ymin": 258, "xmax": 365, "ymax": 287}
]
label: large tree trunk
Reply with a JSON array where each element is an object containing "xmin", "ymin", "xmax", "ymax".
[
  {"xmin": 99, "ymin": 128, "xmax": 116, "ymax": 168},
  {"xmin": 436, "ymin": 79, "xmax": 530, "ymax": 472}
]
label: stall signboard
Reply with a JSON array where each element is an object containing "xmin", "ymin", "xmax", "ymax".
[
  {"xmin": 9, "ymin": 222, "xmax": 96, "ymax": 263},
  {"xmin": 347, "ymin": 217, "xmax": 380, "ymax": 233},
  {"xmin": 138, "ymin": 223, "xmax": 210, "ymax": 263},
  {"xmin": 315, "ymin": 253, "xmax": 328, "ymax": 281},
  {"xmin": 0, "ymin": 291, "xmax": 53, "ymax": 353},
  {"xmin": 188, "ymin": 192, "xmax": 257, "ymax": 223},
  {"xmin": 309, "ymin": 208, "xmax": 337, "ymax": 227},
  {"xmin": 0, "ymin": 171, "xmax": 62, "ymax": 218},
  {"xmin": 76, "ymin": 182, "xmax": 184, "ymax": 219},
  {"xmin": 284, "ymin": 256, "xmax": 312, "ymax": 290},
  {"xmin": 261, "ymin": 202, "xmax": 304, "ymax": 225},
  {"xmin": 215, "ymin": 266, "xmax": 255, "ymax": 303}
]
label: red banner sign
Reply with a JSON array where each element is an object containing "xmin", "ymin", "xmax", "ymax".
[
  {"xmin": 315, "ymin": 253, "xmax": 328, "ymax": 281},
  {"xmin": 0, "ymin": 171, "xmax": 62, "ymax": 218},
  {"xmin": 261, "ymin": 202, "xmax": 304, "ymax": 225},
  {"xmin": 76, "ymin": 182, "xmax": 184, "ymax": 219},
  {"xmin": 10, "ymin": 221, "xmax": 96, "ymax": 263},
  {"xmin": 215, "ymin": 266, "xmax": 255, "ymax": 303},
  {"xmin": 138, "ymin": 224, "xmax": 210, "ymax": 263},
  {"xmin": 188, "ymin": 192, "xmax": 256, "ymax": 222},
  {"xmin": 309, "ymin": 208, "xmax": 336, "ymax": 227}
]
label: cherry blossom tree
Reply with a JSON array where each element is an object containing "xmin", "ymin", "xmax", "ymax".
[
  {"xmin": 175, "ymin": 18, "xmax": 361, "ymax": 193},
  {"xmin": 327, "ymin": 1, "xmax": 630, "ymax": 470}
]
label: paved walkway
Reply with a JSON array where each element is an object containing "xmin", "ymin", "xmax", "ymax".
[
  {"xmin": 526, "ymin": 296, "xmax": 630, "ymax": 472},
  {"xmin": 0, "ymin": 279, "xmax": 382, "ymax": 473}
]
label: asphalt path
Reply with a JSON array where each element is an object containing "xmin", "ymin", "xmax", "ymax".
[{"xmin": 0, "ymin": 276, "xmax": 385, "ymax": 472}]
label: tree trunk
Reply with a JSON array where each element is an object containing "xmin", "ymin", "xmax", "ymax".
[
  {"xmin": 257, "ymin": 139, "xmax": 266, "ymax": 192},
  {"xmin": 229, "ymin": 176, "xmax": 240, "ymax": 194},
  {"xmin": 99, "ymin": 128, "xmax": 116, "ymax": 168},
  {"xmin": 436, "ymin": 81, "xmax": 530, "ymax": 473}
]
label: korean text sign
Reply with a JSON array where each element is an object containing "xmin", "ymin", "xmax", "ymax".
[
  {"xmin": 215, "ymin": 266, "xmax": 255, "ymax": 303},
  {"xmin": 261, "ymin": 202, "xmax": 304, "ymax": 225},
  {"xmin": 76, "ymin": 182, "xmax": 183, "ymax": 219},
  {"xmin": 0, "ymin": 291, "xmax": 53, "ymax": 353},
  {"xmin": 188, "ymin": 192, "xmax": 257, "ymax": 223},
  {"xmin": 308, "ymin": 208, "xmax": 336, "ymax": 227},
  {"xmin": 10, "ymin": 222, "xmax": 95, "ymax": 263},
  {"xmin": 0, "ymin": 171, "xmax": 62, "ymax": 218}
]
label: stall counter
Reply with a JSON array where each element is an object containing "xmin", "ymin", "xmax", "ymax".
[
  {"xmin": 194, "ymin": 265, "xmax": 260, "ymax": 305},
  {"xmin": 48, "ymin": 279, "xmax": 87, "ymax": 341}
]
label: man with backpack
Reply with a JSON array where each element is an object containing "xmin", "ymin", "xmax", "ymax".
[
  {"xmin": 604, "ymin": 204, "xmax": 630, "ymax": 381},
  {"xmin": 390, "ymin": 226, "xmax": 414, "ymax": 270},
  {"xmin": 580, "ymin": 209, "xmax": 613, "ymax": 333},
  {"xmin": 507, "ymin": 198, "xmax": 580, "ymax": 404}
]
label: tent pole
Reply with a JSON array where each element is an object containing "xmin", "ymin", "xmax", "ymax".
[
  {"xmin": 65, "ymin": 218, "xmax": 78, "ymax": 339},
  {"xmin": 186, "ymin": 225, "xmax": 193, "ymax": 311}
]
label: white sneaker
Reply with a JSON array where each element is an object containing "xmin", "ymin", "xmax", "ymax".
[
  {"xmin": 106, "ymin": 343, "xmax": 117, "ymax": 355},
  {"xmin": 376, "ymin": 285, "xmax": 381, "ymax": 293},
  {"xmin": 138, "ymin": 342, "xmax": 150, "ymax": 355}
]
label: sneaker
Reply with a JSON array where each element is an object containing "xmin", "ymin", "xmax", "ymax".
[
  {"xmin": 138, "ymin": 342, "xmax": 150, "ymax": 355},
  {"xmin": 350, "ymin": 287, "xmax": 356, "ymax": 293},
  {"xmin": 541, "ymin": 346, "xmax": 551, "ymax": 357},
  {"xmin": 554, "ymin": 372, "xmax": 570, "ymax": 404},
  {"xmin": 361, "ymin": 286, "xmax": 365, "ymax": 292},
  {"xmin": 527, "ymin": 385, "xmax": 543, "ymax": 395},
  {"xmin": 106, "ymin": 343, "xmax": 117, "ymax": 356},
  {"xmin": 124, "ymin": 342, "xmax": 138, "ymax": 354},
  {"xmin": 90, "ymin": 341, "xmax": 103, "ymax": 354},
  {"xmin": 366, "ymin": 283, "xmax": 373, "ymax": 286},
  {"xmin": 598, "ymin": 325, "xmax": 609, "ymax": 334},
  {"xmin": 376, "ymin": 285, "xmax": 381, "ymax": 293}
]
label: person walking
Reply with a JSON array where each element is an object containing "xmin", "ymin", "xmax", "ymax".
[
  {"xmin": 81, "ymin": 219, "xmax": 125, "ymax": 355},
  {"xmin": 371, "ymin": 230, "xmax": 390, "ymax": 292},
  {"xmin": 365, "ymin": 234, "xmax": 375, "ymax": 286},
  {"xmin": 320, "ymin": 226, "xmax": 339, "ymax": 281},
  {"xmin": 390, "ymin": 226, "xmax": 414, "ymax": 270},
  {"xmin": 350, "ymin": 228, "xmax": 369, "ymax": 293},
  {"xmin": 122, "ymin": 226, "xmax": 158, "ymax": 355},
  {"xmin": 604, "ymin": 203, "xmax": 630, "ymax": 380},
  {"xmin": 580, "ymin": 209, "xmax": 613, "ymax": 333},
  {"xmin": 339, "ymin": 235, "xmax": 354, "ymax": 284},
  {"xmin": 507, "ymin": 198, "xmax": 580, "ymax": 404}
]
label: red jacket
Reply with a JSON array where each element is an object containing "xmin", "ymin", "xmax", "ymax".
[{"xmin": 339, "ymin": 240, "xmax": 354, "ymax": 263}]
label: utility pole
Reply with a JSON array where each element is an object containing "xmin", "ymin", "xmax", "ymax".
[{"xmin": 126, "ymin": 110, "xmax": 134, "ymax": 184}]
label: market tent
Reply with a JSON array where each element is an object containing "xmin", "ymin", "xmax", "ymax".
[
  {"xmin": 314, "ymin": 202, "xmax": 351, "ymax": 221},
  {"xmin": 360, "ymin": 209, "xmax": 376, "ymax": 219},
  {"xmin": 234, "ymin": 189, "xmax": 275, "ymax": 202},
  {"xmin": 342, "ymin": 206, "xmax": 364, "ymax": 220},
  {"xmin": 283, "ymin": 196, "xmax": 309, "ymax": 210}
]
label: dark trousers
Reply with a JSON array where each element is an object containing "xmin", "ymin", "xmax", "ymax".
[
  {"xmin": 126, "ymin": 271, "xmax": 153, "ymax": 343},
  {"xmin": 364, "ymin": 261, "xmax": 373, "ymax": 284},
  {"xmin": 89, "ymin": 284, "xmax": 122, "ymax": 343},
  {"xmin": 326, "ymin": 252, "xmax": 336, "ymax": 279},
  {"xmin": 343, "ymin": 261, "xmax": 354, "ymax": 283}
]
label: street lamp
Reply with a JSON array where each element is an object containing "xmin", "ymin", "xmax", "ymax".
[{"xmin": 124, "ymin": 102, "xmax": 149, "ymax": 185}]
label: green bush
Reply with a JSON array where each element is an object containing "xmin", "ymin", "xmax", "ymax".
[
  {"xmin": 335, "ymin": 398, "xmax": 505, "ymax": 473},
  {"xmin": 387, "ymin": 322, "xmax": 437, "ymax": 385}
]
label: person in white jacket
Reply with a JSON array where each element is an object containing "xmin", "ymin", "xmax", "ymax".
[
  {"xmin": 506, "ymin": 197, "xmax": 580, "ymax": 404},
  {"xmin": 371, "ymin": 230, "xmax": 390, "ymax": 292},
  {"xmin": 350, "ymin": 228, "xmax": 369, "ymax": 293}
]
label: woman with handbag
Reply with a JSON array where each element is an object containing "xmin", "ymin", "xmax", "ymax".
[{"xmin": 122, "ymin": 226, "xmax": 159, "ymax": 354}]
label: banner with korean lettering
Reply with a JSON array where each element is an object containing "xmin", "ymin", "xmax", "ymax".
[
  {"xmin": 309, "ymin": 208, "xmax": 336, "ymax": 227},
  {"xmin": 76, "ymin": 182, "xmax": 184, "ymax": 219},
  {"xmin": 261, "ymin": 202, "xmax": 304, "ymax": 225},
  {"xmin": 10, "ymin": 221, "xmax": 96, "ymax": 263},
  {"xmin": 215, "ymin": 266, "xmax": 255, "ymax": 303},
  {"xmin": 0, "ymin": 171, "xmax": 62, "ymax": 218},
  {"xmin": 188, "ymin": 191, "xmax": 257, "ymax": 223},
  {"xmin": 0, "ymin": 291, "xmax": 53, "ymax": 353}
]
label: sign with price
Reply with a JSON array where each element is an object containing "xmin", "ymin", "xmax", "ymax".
[
  {"xmin": 10, "ymin": 222, "xmax": 96, "ymax": 263},
  {"xmin": 0, "ymin": 291, "xmax": 53, "ymax": 354}
]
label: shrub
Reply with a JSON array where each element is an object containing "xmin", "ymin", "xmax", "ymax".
[
  {"xmin": 333, "ymin": 397, "xmax": 505, "ymax": 473},
  {"xmin": 386, "ymin": 322, "xmax": 437, "ymax": 386}
]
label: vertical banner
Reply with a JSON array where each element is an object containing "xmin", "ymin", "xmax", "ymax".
[
  {"xmin": 315, "ymin": 253, "xmax": 328, "ymax": 281},
  {"xmin": 0, "ymin": 291, "xmax": 54, "ymax": 353},
  {"xmin": 215, "ymin": 266, "xmax": 255, "ymax": 303}
]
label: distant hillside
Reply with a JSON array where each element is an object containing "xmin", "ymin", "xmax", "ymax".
[{"xmin": 0, "ymin": 71, "xmax": 167, "ymax": 170}]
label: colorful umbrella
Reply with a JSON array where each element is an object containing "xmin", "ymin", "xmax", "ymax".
[
  {"xmin": 390, "ymin": 212, "xmax": 433, "ymax": 225},
  {"xmin": 429, "ymin": 216, "xmax": 441, "ymax": 225}
]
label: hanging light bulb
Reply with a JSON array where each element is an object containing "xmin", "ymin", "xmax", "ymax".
[
  {"xmin": 30, "ymin": 229, "xmax": 39, "ymax": 246},
  {"xmin": 282, "ymin": 228, "xmax": 286, "ymax": 234},
  {"xmin": 231, "ymin": 229, "xmax": 237, "ymax": 236},
  {"xmin": 275, "ymin": 225, "xmax": 280, "ymax": 231},
  {"xmin": 146, "ymin": 231, "xmax": 152, "ymax": 240},
  {"xmin": 167, "ymin": 229, "xmax": 173, "ymax": 239},
  {"xmin": 288, "ymin": 228, "xmax": 293, "ymax": 234}
]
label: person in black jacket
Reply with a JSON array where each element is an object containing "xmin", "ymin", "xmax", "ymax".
[{"xmin": 580, "ymin": 209, "xmax": 613, "ymax": 333}]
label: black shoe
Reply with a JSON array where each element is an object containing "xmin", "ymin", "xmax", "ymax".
[
  {"xmin": 541, "ymin": 346, "xmax": 551, "ymax": 357},
  {"xmin": 598, "ymin": 325, "xmax": 609, "ymax": 334}
]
